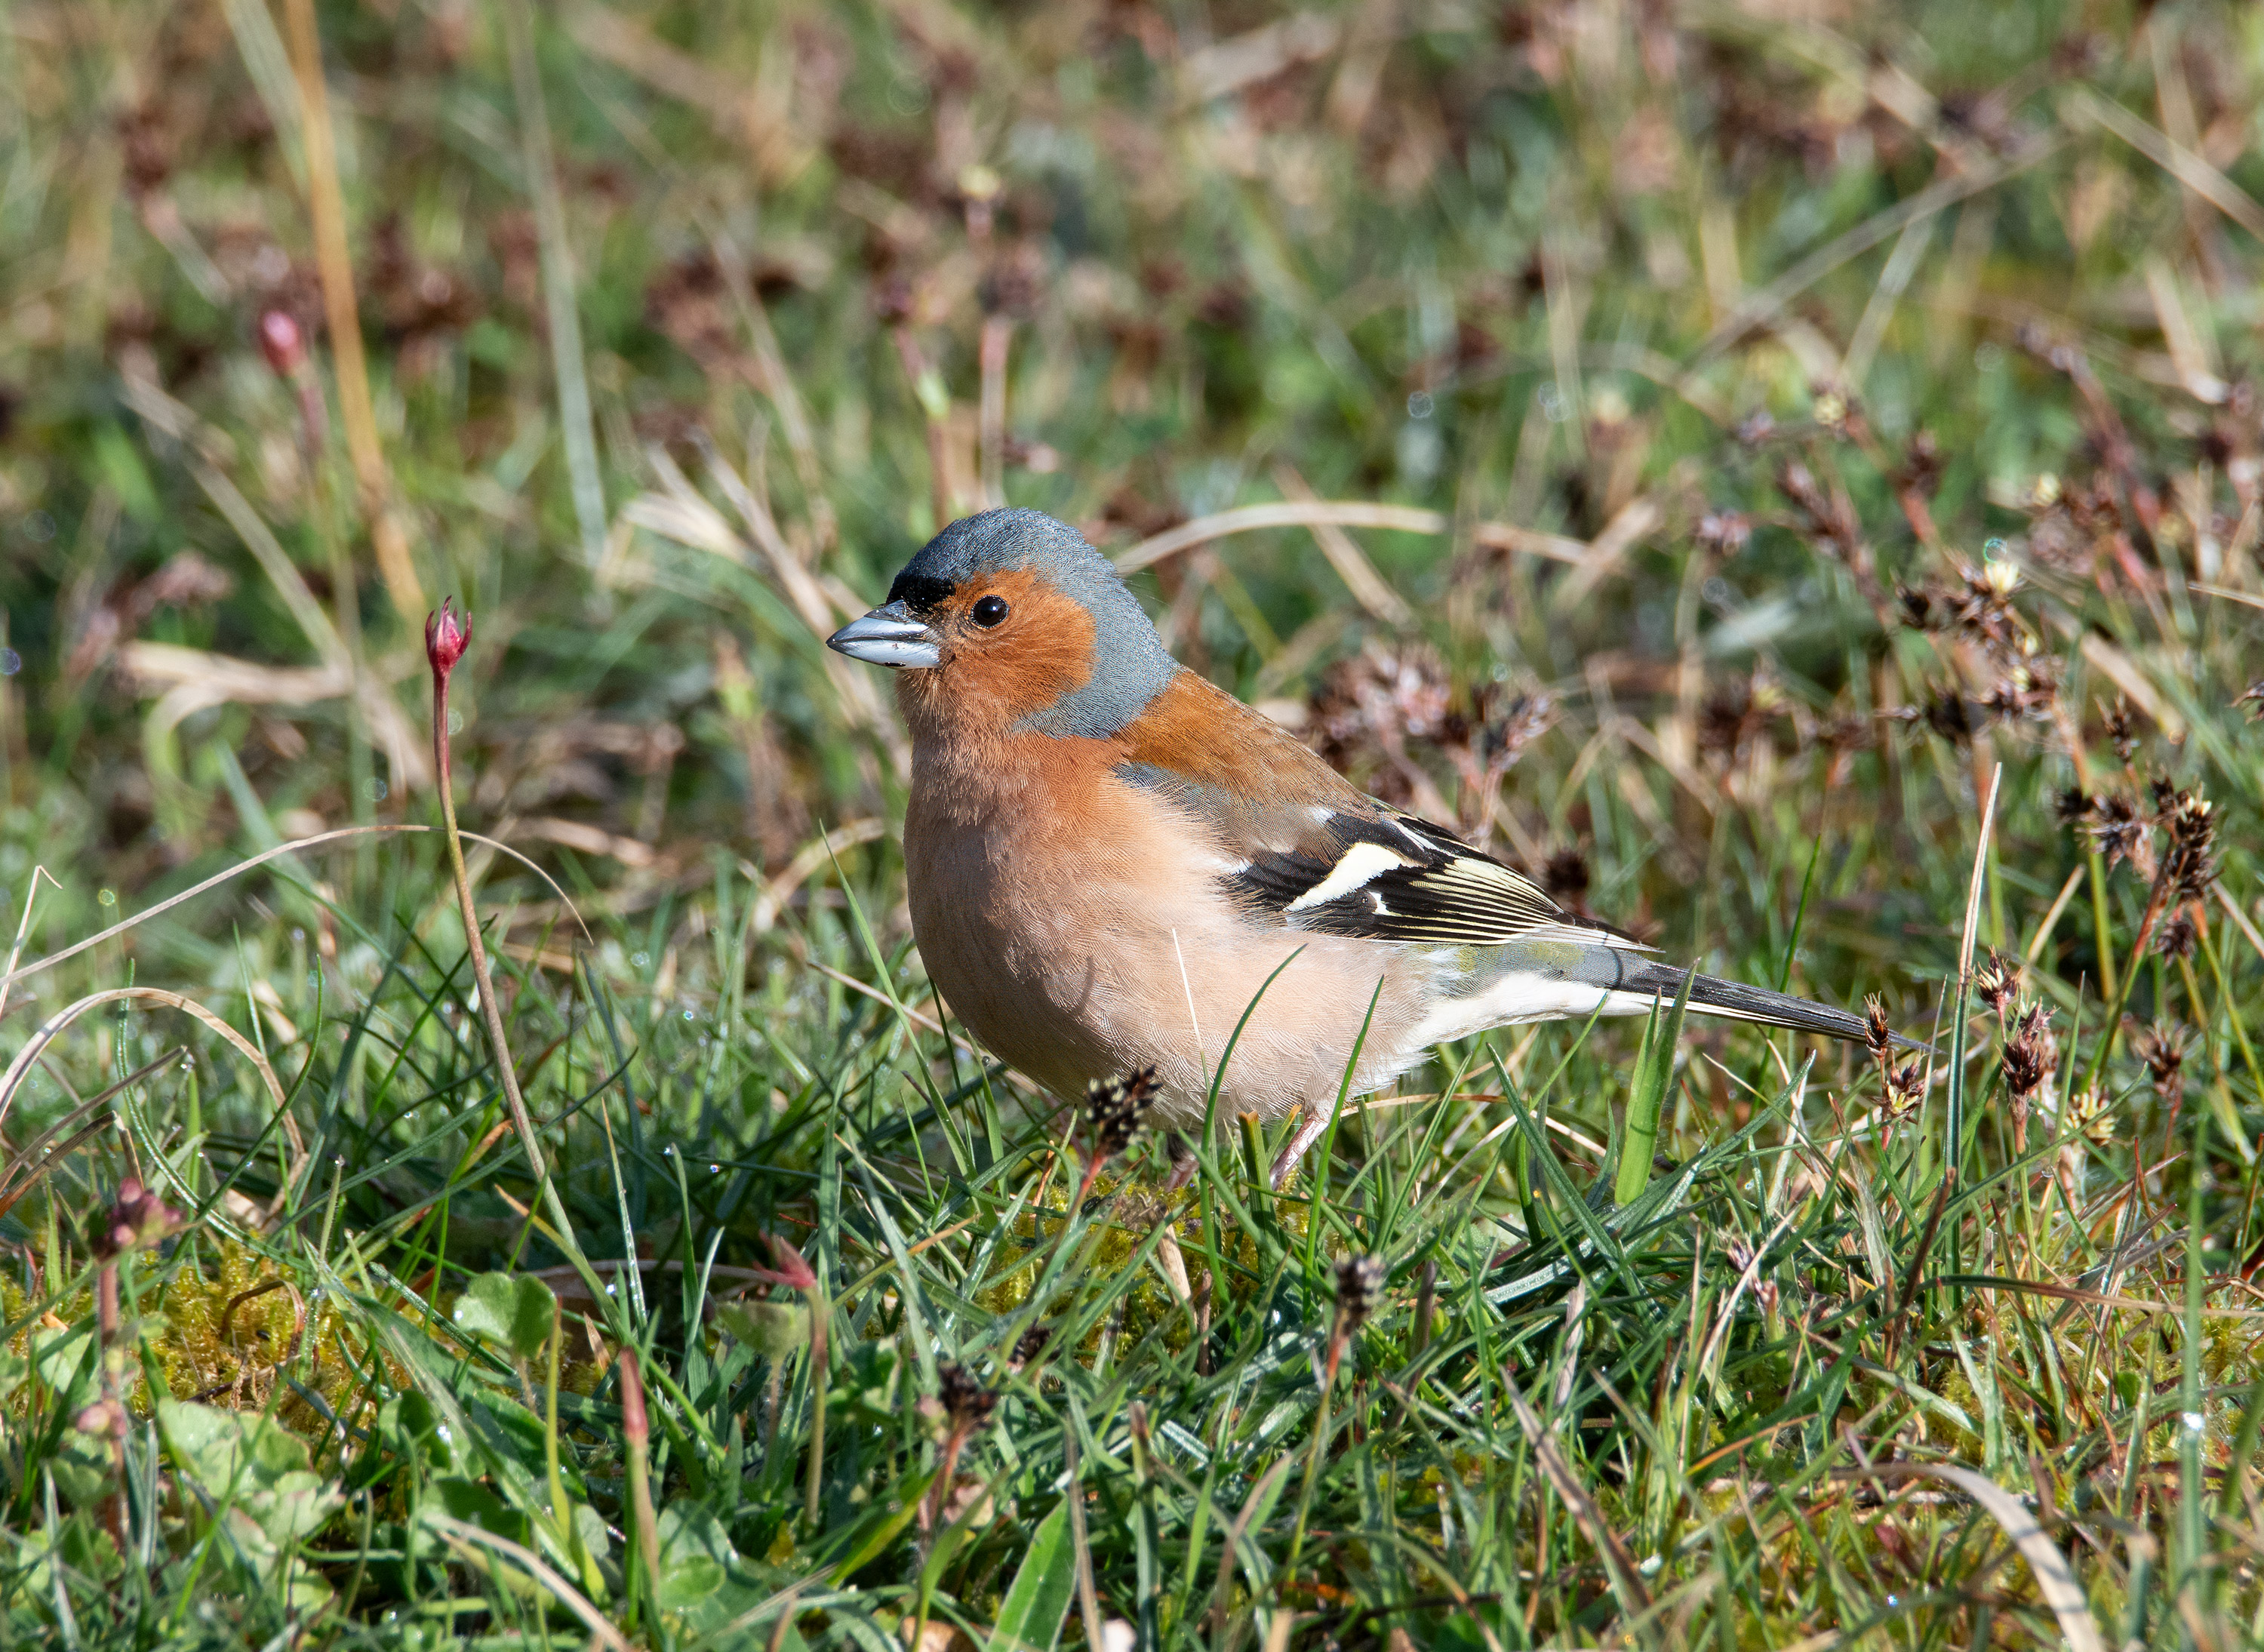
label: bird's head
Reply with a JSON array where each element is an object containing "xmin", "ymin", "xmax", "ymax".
[{"xmin": 828, "ymin": 509, "xmax": 1177, "ymax": 741}]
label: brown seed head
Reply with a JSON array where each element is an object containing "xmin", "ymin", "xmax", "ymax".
[
  {"xmin": 1880, "ymin": 1058, "xmax": 1927, "ymax": 1137},
  {"xmin": 1085, "ymin": 1066, "xmax": 1158, "ymax": 1161},
  {"xmin": 1009, "ymin": 1324, "xmax": 1053, "ymax": 1371},
  {"xmin": 1999, "ymin": 1003, "xmax": 2056, "ymax": 1100},
  {"xmin": 1333, "ymin": 1254, "xmax": 1387, "ymax": 1336},
  {"xmin": 2054, "ymin": 787, "xmax": 2094, "ymax": 826},
  {"xmin": 1898, "ymin": 429, "xmax": 1944, "ymax": 497},
  {"xmin": 935, "ymin": 1361, "xmax": 998, "ymax": 1432},
  {"xmin": 1924, "ymin": 688, "xmax": 1975, "ymax": 745},
  {"xmin": 2134, "ymin": 1023, "xmax": 2189, "ymax": 1097},
  {"xmin": 2158, "ymin": 789, "xmax": 2216, "ymax": 903},
  {"xmin": 2102, "ymin": 696, "xmax": 2138, "ymax": 762},
  {"xmin": 1976, "ymin": 662, "xmax": 2058, "ymax": 725},
  {"xmin": 1862, "ymin": 995, "xmax": 1893, "ymax": 1063},
  {"xmin": 1974, "ymin": 949, "xmax": 2020, "ymax": 1017},
  {"xmin": 2154, "ymin": 910, "xmax": 2198, "ymax": 961},
  {"xmin": 2237, "ymin": 680, "xmax": 2264, "ymax": 721},
  {"xmin": 1948, "ymin": 561, "xmax": 2024, "ymax": 654},
  {"xmin": 2087, "ymin": 793, "xmax": 2145, "ymax": 869}
]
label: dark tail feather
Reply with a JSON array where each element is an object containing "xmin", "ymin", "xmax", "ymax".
[{"xmin": 1613, "ymin": 959, "xmax": 1926, "ymax": 1051}]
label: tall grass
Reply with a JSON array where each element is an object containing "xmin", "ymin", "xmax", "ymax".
[{"xmin": 2, "ymin": 0, "xmax": 2262, "ymax": 1645}]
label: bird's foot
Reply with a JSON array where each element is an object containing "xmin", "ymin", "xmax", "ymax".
[{"xmin": 1268, "ymin": 1111, "xmax": 1335, "ymax": 1189}]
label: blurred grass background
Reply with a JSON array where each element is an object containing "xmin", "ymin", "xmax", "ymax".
[{"xmin": 3, "ymin": 0, "xmax": 2264, "ymax": 1644}]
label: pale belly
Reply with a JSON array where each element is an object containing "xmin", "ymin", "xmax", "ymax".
[{"xmin": 903, "ymin": 794, "xmax": 1437, "ymax": 1129}]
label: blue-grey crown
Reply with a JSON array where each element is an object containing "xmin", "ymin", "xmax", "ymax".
[{"xmin": 889, "ymin": 509, "xmax": 1178, "ymax": 738}]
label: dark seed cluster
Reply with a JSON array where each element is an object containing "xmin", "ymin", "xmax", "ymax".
[
  {"xmin": 1333, "ymin": 1255, "xmax": 1387, "ymax": 1333},
  {"xmin": 1974, "ymin": 950, "xmax": 2021, "ymax": 1017},
  {"xmin": 2134, "ymin": 1023, "xmax": 2189, "ymax": 1098},
  {"xmin": 934, "ymin": 1361, "xmax": 999, "ymax": 1432},
  {"xmin": 2101, "ymin": 697, "xmax": 2138, "ymax": 762},
  {"xmin": 1880, "ymin": 1057, "xmax": 1927, "ymax": 1139},
  {"xmin": 2157, "ymin": 788, "xmax": 2217, "ymax": 905},
  {"xmin": 2155, "ymin": 911, "xmax": 2198, "ymax": 960},
  {"xmin": 1085, "ymin": 1066, "xmax": 1159, "ymax": 1161},
  {"xmin": 1863, "ymin": 995, "xmax": 1893, "ymax": 1063},
  {"xmin": 2087, "ymin": 793, "xmax": 2146, "ymax": 870},
  {"xmin": 2000, "ymin": 1004, "xmax": 2056, "ymax": 1100}
]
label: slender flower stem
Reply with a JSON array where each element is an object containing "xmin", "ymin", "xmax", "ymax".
[
  {"xmin": 1282, "ymin": 1374, "xmax": 1333, "ymax": 1583},
  {"xmin": 428, "ymin": 607, "xmax": 587, "ymax": 1272},
  {"xmin": 804, "ymin": 1281, "xmax": 828, "ymax": 1524}
]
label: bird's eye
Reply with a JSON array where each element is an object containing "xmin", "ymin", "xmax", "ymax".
[{"xmin": 971, "ymin": 595, "xmax": 1010, "ymax": 628}]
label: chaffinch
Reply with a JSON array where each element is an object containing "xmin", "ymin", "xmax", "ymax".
[{"xmin": 830, "ymin": 508, "xmax": 1881, "ymax": 1175}]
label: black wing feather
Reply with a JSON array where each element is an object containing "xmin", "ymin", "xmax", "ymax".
[{"xmin": 1222, "ymin": 808, "xmax": 1604, "ymax": 948}]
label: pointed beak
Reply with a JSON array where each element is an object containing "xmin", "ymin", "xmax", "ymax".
[{"xmin": 827, "ymin": 601, "xmax": 941, "ymax": 669}]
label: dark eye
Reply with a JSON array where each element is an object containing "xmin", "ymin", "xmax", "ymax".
[{"xmin": 971, "ymin": 595, "xmax": 1010, "ymax": 628}]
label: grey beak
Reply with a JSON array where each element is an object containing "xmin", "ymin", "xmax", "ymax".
[{"xmin": 827, "ymin": 600, "xmax": 942, "ymax": 669}]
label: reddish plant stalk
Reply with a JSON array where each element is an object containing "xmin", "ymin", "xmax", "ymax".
[
  {"xmin": 427, "ymin": 604, "xmax": 574, "ymax": 1248},
  {"xmin": 618, "ymin": 1348, "xmax": 663, "ymax": 1608}
]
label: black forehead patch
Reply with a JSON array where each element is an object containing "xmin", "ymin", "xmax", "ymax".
[{"xmin": 887, "ymin": 571, "xmax": 956, "ymax": 615}]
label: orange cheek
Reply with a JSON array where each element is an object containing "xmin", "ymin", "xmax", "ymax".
[{"xmin": 903, "ymin": 574, "xmax": 1098, "ymax": 737}]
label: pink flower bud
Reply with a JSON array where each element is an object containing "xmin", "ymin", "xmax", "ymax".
[
  {"xmin": 257, "ymin": 310, "xmax": 304, "ymax": 377},
  {"xmin": 425, "ymin": 598, "xmax": 471, "ymax": 685},
  {"xmin": 752, "ymin": 1234, "xmax": 819, "ymax": 1292},
  {"xmin": 94, "ymin": 1176, "xmax": 183, "ymax": 1260}
]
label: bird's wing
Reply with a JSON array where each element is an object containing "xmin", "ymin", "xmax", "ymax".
[
  {"xmin": 1116, "ymin": 749, "xmax": 1642, "ymax": 951},
  {"xmin": 1110, "ymin": 668, "xmax": 1644, "ymax": 951},
  {"xmin": 1222, "ymin": 805, "xmax": 1650, "ymax": 949}
]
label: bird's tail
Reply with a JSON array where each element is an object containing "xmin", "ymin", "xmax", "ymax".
[{"xmin": 1591, "ymin": 955, "xmax": 1923, "ymax": 1051}]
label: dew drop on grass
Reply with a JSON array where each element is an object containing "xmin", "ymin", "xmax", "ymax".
[
  {"xmin": 0, "ymin": 648, "xmax": 19, "ymax": 675},
  {"xmin": 97, "ymin": 888, "xmax": 116, "ymax": 906},
  {"xmin": 2186, "ymin": 1410, "xmax": 2207, "ymax": 1431},
  {"xmin": 1984, "ymin": 537, "xmax": 2007, "ymax": 555},
  {"xmin": 709, "ymin": 1162, "xmax": 721, "ymax": 1174},
  {"xmin": 632, "ymin": 952, "xmax": 650, "ymax": 969},
  {"xmin": 683, "ymin": 1008, "xmax": 695, "ymax": 1020}
]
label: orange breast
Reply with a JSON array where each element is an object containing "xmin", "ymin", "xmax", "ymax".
[{"xmin": 900, "ymin": 720, "xmax": 1433, "ymax": 1126}]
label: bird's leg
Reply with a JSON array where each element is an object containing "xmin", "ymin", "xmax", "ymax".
[
  {"xmin": 1162, "ymin": 1131, "xmax": 1198, "ymax": 1192},
  {"xmin": 1269, "ymin": 1109, "xmax": 1336, "ymax": 1189}
]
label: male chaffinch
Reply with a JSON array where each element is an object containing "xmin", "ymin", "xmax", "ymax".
[{"xmin": 830, "ymin": 509, "xmax": 1883, "ymax": 1174}]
